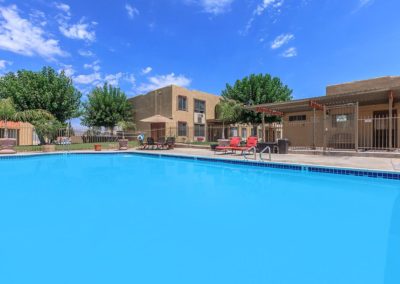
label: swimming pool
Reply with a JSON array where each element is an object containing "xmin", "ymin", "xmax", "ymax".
[{"xmin": 0, "ymin": 153, "xmax": 399, "ymax": 284}]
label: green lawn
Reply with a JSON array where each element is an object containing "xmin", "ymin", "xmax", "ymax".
[{"xmin": 15, "ymin": 141, "xmax": 139, "ymax": 152}]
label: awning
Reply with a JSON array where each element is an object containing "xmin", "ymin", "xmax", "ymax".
[{"xmin": 140, "ymin": 115, "xmax": 173, "ymax": 123}]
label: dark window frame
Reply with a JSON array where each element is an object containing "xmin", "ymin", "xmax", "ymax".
[
  {"xmin": 194, "ymin": 124, "xmax": 205, "ymax": 137},
  {"xmin": 289, "ymin": 115, "xmax": 307, "ymax": 122},
  {"xmin": 177, "ymin": 121, "xmax": 188, "ymax": 136},
  {"xmin": 194, "ymin": 99, "xmax": 206, "ymax": 113},
  {"xmin": 177, "ymin": 95, "xmax": 188, "ymax": 111}
]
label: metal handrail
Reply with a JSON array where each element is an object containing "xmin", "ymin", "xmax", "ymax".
[
  {"xmin": 242, "ymin": 146, "xmax": 257, "ymax": 160},
  {"xmin": 260, "ymin": 146, "xmax": 272, "ymax": 161}
]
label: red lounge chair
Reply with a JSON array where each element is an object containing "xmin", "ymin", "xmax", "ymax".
[
  {"xmin": 232, "ymin": 136, "xmax": 258, "ymax": 154},
  {"xmin": 215, "ymin": 137, "xmax": 242, "ymax": 154}
]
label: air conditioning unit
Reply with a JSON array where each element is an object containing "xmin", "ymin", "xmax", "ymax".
[{"xmin": 194, "ymin": 113, "xmax": 206, "ymax": 124}]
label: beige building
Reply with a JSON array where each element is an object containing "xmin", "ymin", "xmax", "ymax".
[
  {"xmin": 0, "ymin": 121, "xmax": 35, "ymax": 146},
  {"xmin": 249, "ymin": 76, "xmax": 400, "ymax": 151},
  {"xmin": 129, "ymin": 85, "xmax": 221, "ymax": 142}
]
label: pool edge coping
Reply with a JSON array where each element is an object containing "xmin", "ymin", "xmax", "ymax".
[{"xmin": 0, "ymin": 150, "xmax": 399, "ymax": 180}]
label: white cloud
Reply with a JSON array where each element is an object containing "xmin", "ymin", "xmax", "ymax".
[
  {"xmin": 137, "ymin": 73, "xmax": 192, "ymax": 93},
  {"xmin": 59, "ymin": 20, "xmax": 96, "ymax": 42},
  {"xmin": 0, "ymin": 59, "xmax": 12, "ymax": 70},
  {"xmin": 83, "ymin": 60, "xmax": 100, "ymax": 72},
  {"xmin": 255, "ymin": 0, "xmax": 283, "ymax": 16},
  {"xmin": 125, "ymin": 4, "xmax": 139, "ymax": 19},
  {"xmin": 241, "ymin": 0, "xmax": 284, "ymax": 35},
  {"xmin": 125, "ymin": 74, "xmax": 136, "ymax": 85},
  {"xmin": 78, "ymin": 49, "xmax": 95, "ymax": 57},
  {"xmin": 104, "ymin": 72, "xmax": 124, "ymax": 86},
  {"xmin": 59, "ymin": 64, "xmax": 75, "ymax": 77},
  {"xmin": 271, "ymin": 33, "xmax": 294, "ymax": 49},
  {"xmin": 0, "ymin": 5, "xmax": 65, "ymax": 59},
  {"xmin": 54, "ymin": 2, "xmax": 71, "ymax": 16},
  {"xmin": 141, "ymin": 66, "xmax": 152, "ymax": 75},
  {"xmin": 185, "ymin": 0, "xmax": 234, "ymax": 15},
  {"xmin": 281, "ymin": 47, "xmax": 297, "ymax": 58},
  {"xmin": 73, "ymin": 72, "xmax": 101, "ymax": 85}
]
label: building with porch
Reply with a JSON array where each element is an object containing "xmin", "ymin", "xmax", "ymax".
[
  {"xmin": 248, "ymin": 76, "xmax": 400, "ymax": 151},
  {"xmin": 130, "ymin": 85, "xmax": 284, "ymax": 143},
  {"xmin": 129, "ymin": 85, "xmax": 221, "ymax": 142}
]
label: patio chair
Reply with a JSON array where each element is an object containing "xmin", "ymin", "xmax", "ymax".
[
  {"xmin": 145, "ymin": 137, "xmax": 156, "ymax": 150},
  {"xmin": 164, "ymin": 137, "xmax": 175, "ymax": 150},
  {"xmin": 215, "ymin": 137, "xmax": 241, "ymax": 154},
  {"xmin": 156, "ymin": 137, "xmax": 166, "ymax": 150},
  {"xmin": 232, "ymin": 136, "xmax": 258, "ymax": 155}
]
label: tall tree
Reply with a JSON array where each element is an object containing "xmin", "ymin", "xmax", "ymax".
[
  {"xmin": 221, "ymin": 74, "xmax": 292, "ymax": 124},
  {"xmin": 82, "ymin": 83, "xmax": 132, "ymax": 131},
  {"xmin": 0, "ymin": 66, "xmax": 81, "ymax": 122},
  {"xmin": 215, "ymin": 99, "xmax": 242, "ymax": 139}
]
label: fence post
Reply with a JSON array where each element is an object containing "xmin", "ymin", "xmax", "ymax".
[
  {"xmin": 389, "ymin": 91, "xmax": 393, "ymax": 150},
  {"xmin": 355, "ymin": 102, "xmax": 359, "ymax": 152},
  {"xmin": 323, "ymin": 105, "xmax": 327, "ymax": 151}
]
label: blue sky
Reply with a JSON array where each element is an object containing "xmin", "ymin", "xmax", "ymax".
[{"xmin": 0, "ymin": 0, "xmax": 399, "ymax": 101}]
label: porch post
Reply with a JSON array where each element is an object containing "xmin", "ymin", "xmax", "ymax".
[
  {"xmin": 323, "ymin": 105, "xmax": 327, "ymax": 151},
  {"xmin": 355, "ymin": 102, "xmax": 359, "ymax": 152},
  {"xmin": 313, "ymin": 108, "xmax": 316, "ymax": 149},
  {"xmin": 389, "ymin": 91, "xmax": 394, "ymax": 150},
  {"xmin": 262, "ymin": 114, "xmax": 266, "ymax": 142}
]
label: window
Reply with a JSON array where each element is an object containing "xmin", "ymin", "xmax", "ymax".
[
  {"xmin": 230, "ymin": 127, "xmax": 238, "ymax": 137},
  {"xmin": 178, "ymin": 96, "xmax": 187, "ymax": 111},
  {"xmin": 241, "ymin": 128, "xmax": 247, "ymax": 139},
  {"xmin": 178, "ymin": 122, "xmax": 187, "ymax": 136},
  {"xmin": 194, "ymin": 99, "xmax": 205, "ymax": 113},
  {"xmin": 251, "ymin": 127, "xmax": 258, "ymax": 137},
  {"xmin": 289, "ymin": 115, "xmax": 306, "ymax": 122},
  {"xmin": 194, "ymin": 124, "xmax": 205, "ymax": 137},
  {"xmin": 332, "ymin": 114, "xmax": 353, "ymax": 127}
]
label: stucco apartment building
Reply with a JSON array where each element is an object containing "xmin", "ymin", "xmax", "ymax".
[
  {"xmin": 249, "ymin": 76, "xmax": 400, "ymax": 151},
  {"xmin": 0, "ymin": 121, "xmax": 35, "ymax": 146},
  {"xmin": 129, "ymin": 85, "xmax": 220, "ymax": 142},
  {"xmin": 129, "ymin": 85, "xmax": 281, "ymax": 143}
]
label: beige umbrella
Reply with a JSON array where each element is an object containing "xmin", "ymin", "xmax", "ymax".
[{"xmin": 140, "ymin": 114, "xmax": 173, "ymax": 123}]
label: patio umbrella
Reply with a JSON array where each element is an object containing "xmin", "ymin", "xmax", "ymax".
[{"xmin": 140, "ymin": 115, "xmax": 173, "ymax": 123}]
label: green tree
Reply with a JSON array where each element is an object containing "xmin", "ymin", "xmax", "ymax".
[
  {"xmin": 221, "ymin": 74, "xmax": 292, "ymax": 124},
  {"xmin": 82, "ymin": 83, "xmax": 132, "ymax": 132},
  {"xmin": 0, "ymin": 98, "xmax": 54, "ymax": 140},
  {"xmin": 0, "ymin": 66, "xmax": 82, "ymax": 122},
  {"xmin": 215, "ymin": 99, "xmax": 242, "ymax": 139}
]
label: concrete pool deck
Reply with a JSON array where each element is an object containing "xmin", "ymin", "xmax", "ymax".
[
  {"xmin": 135, "ymin": 148, "xmax": 400, "ymax": 172},
  {"xmin": 1, "ymin": 148, "xmax": 399, "ymax": 172}
]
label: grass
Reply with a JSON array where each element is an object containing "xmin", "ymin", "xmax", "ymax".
[{"xmin": 15, "ymin": 141, "xmax": 139, "ymax": 152}]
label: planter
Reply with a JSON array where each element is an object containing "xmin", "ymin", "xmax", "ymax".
[
  {"xmin": 0, "ymin": 138, "xmax": 17, "ymax": 154},
  {"xmin": 94, "ymin": 144, "xmax": 102, "ymax": 151},
  {"xmin": 42, "ymin": 144, "xmax": 56, "ymax": 153},
  {"xmin": 118, "ymin": 139, "xmax": 128, "ymax": 150},
  {"xmin": 217, "ymin": 139, "xmax": 230, "ymax": 147}
]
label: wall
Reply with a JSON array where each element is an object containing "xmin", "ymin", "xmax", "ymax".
[
  {"xmin": 129, "ymin": 86, "xmax": 173, "ymax": 134},
  {"xmin": 169, "ymin": 85, "xmax": 221, "ymax": 142},
  {"xmin": 327, "ymin": 76, "xmax": 400, "ymax": 96}
]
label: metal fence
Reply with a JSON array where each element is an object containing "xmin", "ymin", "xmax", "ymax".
[
  {"xmin": 0, "ymin": 123, "xmax": 283, "ymax": 152},
  {"xmin": 283, "ymin": 113, "xmax": 400, "ymax": 152}
]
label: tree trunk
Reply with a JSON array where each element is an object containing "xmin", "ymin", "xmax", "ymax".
[{"xmin": 222, "ymin": 121, "xmax": 225, "ymax": 139}]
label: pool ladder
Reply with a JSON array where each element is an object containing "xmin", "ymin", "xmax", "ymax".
[
  {"xmin": 259, "ymin": 146, "xmax": 272, "ymax": 161},
  {"xmin": 242, "ymin": 146, "xmax": 272, "ymax": 161}
]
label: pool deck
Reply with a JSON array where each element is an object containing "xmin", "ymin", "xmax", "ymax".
[
  {"xmin": 1, "ymin": 148, "xmax": 400, "ymax": 172},
  {"xmin": 135, "ymin": 148, "xmax": 400, "ymax": 172}
]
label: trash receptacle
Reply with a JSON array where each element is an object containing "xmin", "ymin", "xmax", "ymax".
[{"xmin": 277, "ymin": 139, "xmax": 289, "ymax": 154}]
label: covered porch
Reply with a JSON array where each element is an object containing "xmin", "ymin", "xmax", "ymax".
[{"xmin": 247, "ymin": 88, "xmax": 400, "ymax": 151}]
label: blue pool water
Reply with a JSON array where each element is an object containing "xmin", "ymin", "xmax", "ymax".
[{"xmin": 0, "ymin": 153, "xmax": 399, "ymax": 284}]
